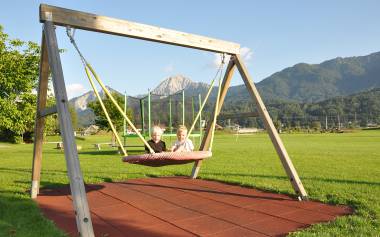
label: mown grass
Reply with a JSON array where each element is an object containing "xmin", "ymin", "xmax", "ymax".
[{"xmin": 0, "ymin": 130, "xmax": 379, "ymax": 236}]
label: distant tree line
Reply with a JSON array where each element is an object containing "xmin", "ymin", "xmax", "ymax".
[{"xmin": 220, "ymin": 88, "xmax": 380, "ymax": 131}]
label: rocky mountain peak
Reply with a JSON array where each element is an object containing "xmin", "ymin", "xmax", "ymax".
[{"xmin": 152, "ymin": 75, "xmax": 206, "ymax": 95}]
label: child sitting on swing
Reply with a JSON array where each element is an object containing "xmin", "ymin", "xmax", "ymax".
[
  {"xmin": 145, "ymin": 126, "xmax": 167, "ymax": 153},
  {"xmin": 171, "ymin": 125, "xmax": 194, "ymax": 152}
]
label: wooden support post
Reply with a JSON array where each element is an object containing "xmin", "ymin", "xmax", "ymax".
[
  {"xmin": 31, "ymin": 32, "xmax": 49, "ymax": 199},
  {"xmin": 234, "ymin": 54, "xmax": 308, "ymax": 200},
  {"xmin": 191, "ymin": 58, "xmax": 236, "ymax": 178},
  {"xmin": 38, "ymin": 105, "xmax": 57, "ymax": 118},
  {"xmin": 44, "ymin": 21, "xmax": 94, "ymax": 236}
]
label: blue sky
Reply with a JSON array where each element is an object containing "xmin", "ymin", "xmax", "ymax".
[{"xmin": 1, "ymin": 1, "xmax": 379, "ymax": 98}]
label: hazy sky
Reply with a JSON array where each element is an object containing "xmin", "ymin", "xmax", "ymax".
[{"xmin": 1, "ymin": 0, "xmax": 379, "ymax": 98}]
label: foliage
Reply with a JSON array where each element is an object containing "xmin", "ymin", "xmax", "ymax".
[
  {"xmin": 219, "ymin": 88, "xmax": 380, "ymax": 130},
  {"xmin": 0, "ymin": 25, "xmax": 40, "ymax": 143},
  {"xmin": 88, "ymin": 92, "xmax": 133, "ymax": 132}
]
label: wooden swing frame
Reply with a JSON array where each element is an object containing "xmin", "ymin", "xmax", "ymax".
[{"xmin": 31, "ymin": 4, "xmax": 308, "ymax": 237}]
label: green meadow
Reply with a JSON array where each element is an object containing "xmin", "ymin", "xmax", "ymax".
[{"xmin": 0, "ymin": 130, "xmax": 379, "ymax": 236}]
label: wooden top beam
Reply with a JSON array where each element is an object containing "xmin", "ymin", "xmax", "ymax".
[{"xmin": 39, "ymin": 4, "xmax": 240, "ymax": 54}]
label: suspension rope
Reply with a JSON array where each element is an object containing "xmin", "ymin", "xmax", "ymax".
[
  {"xmin": 185, "ymin": 78, "xmax": 216, "ymax": 140},
  {"xmin": 209, "ymin": 54, "xmax": 226, "ymax": 151},
  {"xmin": 66, "ymin": 27, "xmax": 155, "ymax": 154},
  {"xmin": 186, "ymin": 54, "xmax": 226, "ymax": 146}
]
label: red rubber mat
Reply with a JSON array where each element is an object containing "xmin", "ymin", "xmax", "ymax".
[{"xmin": 36, "ymin": 177, "xmax": 352, "ymax": 237}]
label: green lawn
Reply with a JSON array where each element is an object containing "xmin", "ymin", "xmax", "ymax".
[{"xmin": 0, "ymin": 130, "xmax": 380, "ymax": 236}]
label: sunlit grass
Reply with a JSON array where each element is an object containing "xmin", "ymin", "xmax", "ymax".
[{"xmin": 0, "ymin": 130, "xmax": 379, "ymax": 236}]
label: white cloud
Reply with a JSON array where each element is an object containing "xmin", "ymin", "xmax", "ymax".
[
  {"xmin": 211, "ymin": 46, "xmax": 253, "ymax": 69},
  {"xmin": 163, "ymin": 63, "xmax": 174, "ymax": 73},
  {"xmin": 66, "ymin": 83, "xmax": 86, "ymax": 99},
  {"xmin": 212, "ymin": 54, "xmax": 231, "ymax": 69},
  {"xmin": 240, "ymin": 47, "xmax": 253, "ymax": 61}
]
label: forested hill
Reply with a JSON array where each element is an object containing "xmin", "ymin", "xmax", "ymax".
[
  {"xmin": 221, "ymin": 87, "xmax": 380, "ymax": 128},
  {"xmin": 227, "ymin": 51, "xmax": 380, "ymax": 103}
]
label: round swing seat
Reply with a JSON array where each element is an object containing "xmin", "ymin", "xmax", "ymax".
[{"xmin": 122, "ymin": 151, "xmax": 212, "ymax": 167}]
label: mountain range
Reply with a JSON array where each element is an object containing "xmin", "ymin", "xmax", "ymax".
[{"xmin": 69, "ymin": 51, "xmax": 380, "ymax": 127}]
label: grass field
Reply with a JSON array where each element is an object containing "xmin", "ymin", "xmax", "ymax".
[{"xmin": 0, "ymin": 130, "xmax": 380, "ymax": 236}]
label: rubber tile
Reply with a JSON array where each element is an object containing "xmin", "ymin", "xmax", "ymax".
[
  {"xmin": 278, "ymin": 209, "xmax": 336, "ymax": 225},
  {"xmin": 149, "ymin": 206, "xmax": 205, "ymax": 222},
  {"xmin": 40, "ymin": 209, "xmax": 78, "ymax": 236},
  {"xmin": 37, "ymin": 195, "xmax": 73, "ymax": 212},
  {"xmin": 273, "ymin": 199, "xmax": 353, "ymax": 216},
  {"xmin": 246, "ymin": 202, "xmax": 299, "ymax": 216},
  {"xmin": 244, "ymin": 216, "xmax": 308, "ymax": 236},
  {"xmin": 86, "ymin": 191, "xmax": 124, "ymax": 209},
  {"xmin": 173, "ymin": 215, "xmax": 237, "ymax": 236},
  {"xmin": 116, "ymin": 222, "xmax": 197, "ymax": 237},
  {"xmin": 36, "ymin": 178, "xmax": 353, "ymax": 237},
  {"xmin": 205, "ymin": 226, "xmax": 269, "ymax": 237},
  {"xmin": 91, "ymin": 214, "xmax": 125, "ymax": 237},
  {"xmin": 90, "ymin": 203, "xmax": 139, "ymax": 219},
  {"xmin": 211, "ymin": 208, "xmax": 270, "ymax": 226}
]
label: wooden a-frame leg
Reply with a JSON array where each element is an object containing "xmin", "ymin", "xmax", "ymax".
[
  {"xmin": 44, "ymin": 21, "xmax": 95, "ymax": 237},
  {"xmin": 31, "ymin": 32, "xmax": 49, "ymax": 199},
  {"xmin": 191, "ymin": 58, "xmax": 236, "ymax": 178},
  {"xmin": 234, "ymin": 54, "xmax": 308, "ymax": 200}
]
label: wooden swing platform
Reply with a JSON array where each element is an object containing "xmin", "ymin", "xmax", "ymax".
[{"xmin": 36, "ymin": 177, "xmax": 352, "ymax": 237}]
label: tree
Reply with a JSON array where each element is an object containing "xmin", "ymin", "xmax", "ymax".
[
  {"xmin": 88, "ymin": 92, "xmax": 133, "ymax": 132},
  {"xmin": 0, "ymin": 25, "xmax": 40, "ymax": 143},
  {"xmin": 311, "ymin": 121, "xmax": 321, "ymax": 131}
]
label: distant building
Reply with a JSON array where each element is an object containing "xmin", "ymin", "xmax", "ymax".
[{"xmin": 83, "ymin": 125, "xmax": 99, "ymax": 135}]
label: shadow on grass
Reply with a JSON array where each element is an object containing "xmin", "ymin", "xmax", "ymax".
[
  {"xmin": 198, "ymin": 171, "xmax": 380, "ymax": 186},
  {"xmin": 0, "ymin": 167, "xmax": 68, "ymax": 176},
  {"xmin": 0, "ymin": 190, "xmax": 66, "ymax": 237},
  {"xmin": 79, "ymin": 149, "xmax": 146, "ymax": 156},
  {"xmin": 78, "ymin": 150, "xmax": 119, "ymax": 156}
]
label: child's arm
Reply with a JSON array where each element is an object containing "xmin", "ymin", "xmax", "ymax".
[
  {"xmin": 171, "ymin": 143, "xmax": 177, "ymax": 152},
  {"xmin": 188, "ymin": 139, "xmax": 194, "ymax": 151}
]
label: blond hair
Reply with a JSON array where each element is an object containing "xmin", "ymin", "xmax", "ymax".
[
  {"xmin": 177, "ymin": 125, "xmax": 188, "ymax": 134},
  {"xmin": 152, "ymin": 125, "xmax": 163, "ymax": 135}
]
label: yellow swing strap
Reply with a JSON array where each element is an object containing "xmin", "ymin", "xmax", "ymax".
[
  {"xmin": 185, "ymin": 78, "xmax": 216, "ymax": 140},
  {"xmin": 85, "ymin": 64, "xmax": 155, "ymax": 154},
  {"xmin": 187, "ymin": 55, "xmax": 225, "ymax": 151},
  {"xmin": 66, "ymin": 27, "xmax": 155, "ymax": 154},
  {"xmin": 209, "ymin": 68, "xmax": 224, "ymax": 151},
  {"xmin": 84, "ymin": 66, "xmax": 127, "ymax": 156}
]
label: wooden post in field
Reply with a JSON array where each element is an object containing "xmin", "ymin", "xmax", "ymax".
[
  {"xmin": 234, "ymin": 54, "xmax": 308, "ymax": 200},
  {"xmin": 44, "ymin": 20, "xmax": 94, "ymax": 237},
  {"xmin": 31, "ymin": 33, "xmax": 49, "ymax": 199},
  {"xmin": 191, "ymin": 58, "xmax": 236, "ymax": 178}
]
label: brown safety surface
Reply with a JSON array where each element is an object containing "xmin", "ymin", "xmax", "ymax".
[{"xmin": 36, "ymin": 177, "xmax": 352, "ymax": 237}]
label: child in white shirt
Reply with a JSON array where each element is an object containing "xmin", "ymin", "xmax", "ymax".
[{"xmin": 171, "ymin": 125, "xmax": 194, "ymax": 152}]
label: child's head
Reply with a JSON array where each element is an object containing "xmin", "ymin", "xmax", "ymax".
[
  {"xmin": 151, "ymin": 126, "xmax": 163, "ymax": 143},
  {"xmin": 177, "ymin": 125, "xmax": 188, "ymax": 142}
]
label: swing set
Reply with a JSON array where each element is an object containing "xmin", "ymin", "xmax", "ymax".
[{"xmin": 31, "ymin": 4, "xmax": 308, "ymax": 237}]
